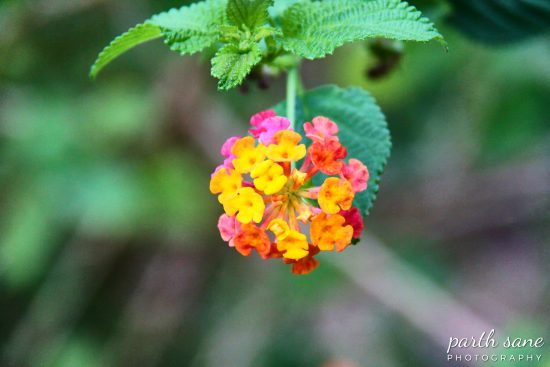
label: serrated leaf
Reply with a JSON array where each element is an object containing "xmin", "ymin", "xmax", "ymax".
[
  {"xmin": 274, "ymin": 85, "xmax": 391, "ymax": 216},
  {"xmin": 149, "ymin": 0, "xmax": 227, "ymax": 55},
  {"xmin": 90, "ymin": 0, "xmax": 227, "ymax": 78},
  {"xmin": 160, "ymin": 30, "xmax": 221, "ymax": 55},
  {"xmin": 447, "ymin": 0, "xmax": 550, "ymax": 43},
  {"xmin": 211, "ymin": 43, "xmax": 262, "ymax": 90},
  {"xmin": 280, "ymin": 0, "xmax": 444, "ymax": 59},
  {"xmin": 227, "ymin": 0, "xmax": 274, "ymax": 30},
  {"xmin": 90, "ymin": 23, "xmax": 161, "ymax": 79}
]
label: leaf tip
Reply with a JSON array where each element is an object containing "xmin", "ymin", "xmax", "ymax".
[
  {"xmin": 89, "ymin": 64, "xmax": 99, "ymax": 80},
  {"xmin": 437, "ymin": 35, "xmax": 449, "ymax": 52}
]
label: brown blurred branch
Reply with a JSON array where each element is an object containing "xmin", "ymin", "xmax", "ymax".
[{"xmin": 328, "ymin": 235, "xmax": 496, "ymax": 367}]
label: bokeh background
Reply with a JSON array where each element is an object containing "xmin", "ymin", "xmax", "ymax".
[{"xmin": 1, "ymin": 1, "xmax": 549, "ymax": 366}]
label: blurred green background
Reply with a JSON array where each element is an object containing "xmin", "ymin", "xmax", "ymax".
[{"xmin": 1, "ymin": 1, "xmax": 549, "ymax": 366}]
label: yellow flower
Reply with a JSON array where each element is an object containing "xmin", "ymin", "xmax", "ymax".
[
  {"xmin": 318, "ymin": 177, "xmax": 354, "ymax": 214},
  {"xmin": 222, "ymin": 187, "xmax": 265, "ymax": 224},
  {"xmin": 209, "ymin": 168, "xmax": 242, "ymax": 203},
  {"xmin": 268, "ymin": 219, "xmax": 309, "ymax": 260},
  {"xmin": 231, "ymin": 136, "xmax": 266, "ymax": 174},
  {"xmin": 266, "ymin": 130, "xmax": 306, "ymax": 162},
  {"xmin": 250, "ymin": 160, "xmax": 288, "ymax": 195},
  {"xmin": 277, "ymin": 231, "xmax": 309, "ymax": 260},
  {"xmin": 267, "ymin": 219, "xmax": 290, "ymax": 239}
]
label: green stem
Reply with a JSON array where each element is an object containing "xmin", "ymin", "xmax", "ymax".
[{"xmin": 286, "ymin": 67, "xmax": 298, "ymax": 129}]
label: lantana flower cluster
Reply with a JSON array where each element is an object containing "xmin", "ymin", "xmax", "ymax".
[{"xmin": 210, "ymin": 110, "xmax": 369, "ymax": 275}]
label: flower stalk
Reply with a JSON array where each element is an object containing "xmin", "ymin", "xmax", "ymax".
[{"xmin": 286, "ymin": 67, "xmax": 298, "ymax": 130}]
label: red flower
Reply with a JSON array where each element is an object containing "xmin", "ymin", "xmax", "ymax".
[{"xmin": 340, "ymin": 208, "xmax": 364, "ymax": 239}]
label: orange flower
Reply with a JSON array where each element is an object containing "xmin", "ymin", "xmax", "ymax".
[
  {"xmin": 233, "ymin": 224, "xmax": 271, "ymax": 257},
  {"xmin": 310, "ymin": 213, "xmax": 353, "ymax": 252},
  {"xmin": 308, "ymin": 138, "xmax": 347, "ymax": 175},
  {"xmin": 318, "ymin": 177, "xmax": 354, "ymax": 214}
]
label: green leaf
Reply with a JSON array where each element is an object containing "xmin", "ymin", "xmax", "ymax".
[
  {"xmin": 274, "ymin": 85, "xmax": 392, "ymax": 216},
  {"xmin": 149, "ymin": 0, "xmax": 227, "ymax": 54},
  {"xmin": 211, "ymin": 43, "xmax": 262, "ymax": 90},
  {"xmin": 447, "ymin": 0, "xmax": 550, "ymax": 43},
  {"xmin": 227, "ymin": 0, "xmax": 274, "ymax": 30},
  {"xmin": 280, "ymin": 0, "xmax": 444, "ymax": 59},
  {"xmin": 89, "ymin": 23, "xmax": 161, "ymax": 79},
  {"xmin": 90, "ymin": 0, "xmax": 227, "ymax": 78}
]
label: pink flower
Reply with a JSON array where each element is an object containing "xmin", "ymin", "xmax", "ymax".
[
  {"xmin": 249, "ymin": 110, "xmax": 291, "ymax": 144},
  {"xmin": 221, "ymin": 136, "xmax": 240, "ymax": 157},
  {"xmin": 304, "ymin": 116, "xmax": 339, "ymax": 143},
  {"xmin": 214, "ymin": 136, "xmax": 240, "ymax": 174},
  {"xmin": 257, "ymin": 116, "xmax": 291, "ymax": 145},
  {"xmin": 341, "ymin": 158, "xmax": 369, "ymax": 193},
  {"xmin": 212, "ymin": 156, "xmax": 235, "ymax": 177},
  {"xmin": 340, "ymin": 208, "xmax": 364, "ymax": 239},
  {"xmin": 249, "ymin": 110, "xmax": 276, "ymax": 137},
  {"xmin": 217, "ymin": 214, "xmax": 241, "ymax": 247}
]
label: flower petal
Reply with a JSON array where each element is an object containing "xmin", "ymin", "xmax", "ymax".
[{"xmin": 341, "ymin": 158, "xmax": 369, "ymax": 193}]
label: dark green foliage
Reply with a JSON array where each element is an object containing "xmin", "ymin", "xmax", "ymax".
[
  {"xmin": 91, "ymin": 0, "xmax": 443, "ymax": 89},
  {"xmin": 448, "ymin": 0, "xmax": 550, "ymax": 43}
]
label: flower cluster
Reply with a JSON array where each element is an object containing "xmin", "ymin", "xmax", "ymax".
[{"xmin": 210, "ymin": 110, "xmax": 369, "ymax": 275}]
